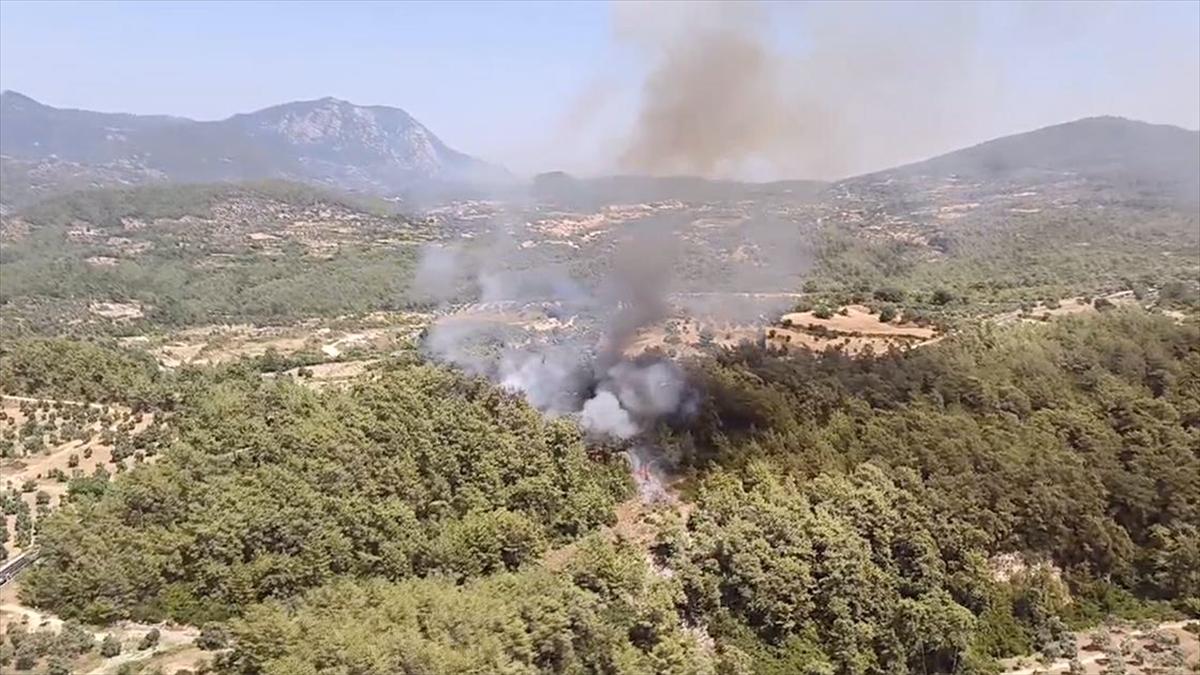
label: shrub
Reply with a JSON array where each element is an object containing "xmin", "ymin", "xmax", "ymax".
[
  {"xmin": 931, "ymin": 288, "xmax": 955, "ymax": 305},
  {"xmin": 196, "ymin": 623, "xmax": 228, "ymax": 650},
  {"xmin": 138, "ymin": 628, "xmax": 160, "ymax": 650},
  {"xmin": 873, "ymin": 286, "xmax": 906, "ymax": 303}
]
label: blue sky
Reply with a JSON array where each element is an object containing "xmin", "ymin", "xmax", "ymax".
[{"xmin": 2, "ymin": 1, "xmax": 1197, "ymax": 178}]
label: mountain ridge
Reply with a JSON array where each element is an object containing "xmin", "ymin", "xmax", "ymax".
[
  {"xmin": 0, "ymin": 91, "xmax": 507, "ymax": 201},
  {"xmin": 3, "ymin": 94, "xmax": 1197, "ymax": 207}
]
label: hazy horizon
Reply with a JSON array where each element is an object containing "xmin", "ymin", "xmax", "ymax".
[{"xmin": 2, "ymin": 0, "xmax": 1198, "ymax": 180}]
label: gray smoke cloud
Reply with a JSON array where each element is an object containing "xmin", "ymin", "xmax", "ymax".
[
  {"xmin": 420, "ymin": 221, "xmax": 694, "ymax": 440},
  {"xmin": 413, "ymin": 244, "xmax": 467, "ymax": 302}
]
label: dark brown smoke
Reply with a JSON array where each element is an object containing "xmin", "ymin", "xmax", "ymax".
[
  {"xmin": 612, "ymin": 2, "xmax": 1199, "ymax": 180},
  {"xmin": 619, "ymin": 22, "xmax": 795, "ymax": 176}
]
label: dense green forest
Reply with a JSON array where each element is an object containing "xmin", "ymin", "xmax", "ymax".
[
  {"xmin": 19, "ymin": 359, "xmax": 628, "ymax": 624},
  {"xmin": 5, "ymin": 308, "xmax": 1197, "ymax": 673},
  {"xmin": 657, "ymin": 309, "xmax": 1199, "ymax": 670},
  {"xmin": 224, "ymin": 542, "xmax": 742, "ymax": 674},
  {"xmin": 0, "ymin": 338, "xmax": 165, "ymax": 406}
]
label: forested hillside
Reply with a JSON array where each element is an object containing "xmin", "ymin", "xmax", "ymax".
[
  {"xmin": 18, "ymin": 358, "xmax": 628, "ymax": 624},
  {"xmin": 661, "ymin": 309, "xmax": 1200, "ymax": 669},
  {"xmin": 5, "ymin": 308, "xmax": 1196, "ymax": 673}
]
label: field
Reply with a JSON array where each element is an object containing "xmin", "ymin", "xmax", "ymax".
[{"xmin": 1, "ymin": 396, "xmax": 152, "ymax": 557}]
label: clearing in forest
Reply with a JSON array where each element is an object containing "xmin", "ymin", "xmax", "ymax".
[{"xmin": 1001, "ymin": 620, "xmax": 1199, "ymax": 674}]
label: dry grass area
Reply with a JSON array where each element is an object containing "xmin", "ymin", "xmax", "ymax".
[
  {"xmin": 542, "ymin": 496, "xmax": 694, "ymax": 573},
  {"xmin": 127, "ymin": 312, "xmax": 427, "ymax": 368},
  {"xmin": 545, "ymin": 447, "xmax": 693, "ymax": 574},
  {"xmin": 439, "ymin": 305, "xmax": 578, "ymax": 334},
  {"xmin": 88, "ymin": 301, "xmax": 144, "ymax": 320},
  {"xmin": 779, "ymin": 304, "xmax": 938, "ymax": 339},
  {"xmin": 269, "ymin": 359, "xmax": 379, "ymax": 389},
  {"xmin": 532, "ymin": 202, "xmax": 682, "ymax": 240},
  {"xmin": 1002, "ymin": 620, "xmax": 1199, "ymax": 675},
  {"xmin": 145, "ymin": 324, "xmax": 318, "ymax": 367},
  {"xmin": 132, "ymin": 645, "xmax": 215, "ymax": 675},
  {"xmin": 632, "ymin": 304, "xmax": 940, "ymax": 358}
]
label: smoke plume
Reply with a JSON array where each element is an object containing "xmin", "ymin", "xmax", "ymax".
[
  {"xmin": 419, "ymin": 224, "xmax": 694, "ymax": 441},
  {"xmin": 618, "ymin": 11, "xmax": 795, "ymax": 177},
  {"xmin": 609, "ymin": 1, "xmax": 1200, "ymax": 180}
]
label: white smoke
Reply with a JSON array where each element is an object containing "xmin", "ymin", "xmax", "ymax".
[
  {"xmin": 498, "ymin": 346, "xmax": 590, "ymax": 415},
  {"xmin": 605, "ymin": 361, "xmax": 687, "ymax": 419},
  {"xmin": 413, "ymin": 244, "xmax": 467, "ymax": 303},
  {"xmin": 581, "ymin": 391, "xmax": 639, "ymax": 439}
]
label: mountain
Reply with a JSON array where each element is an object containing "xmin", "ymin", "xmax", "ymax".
[
  {"xmin": 0, "ymin": 91, "xmax": 507, "ymax": 206},
  {"xmin": 854, "ymin": 116, "xmax": 1200, "ymax": 203}
]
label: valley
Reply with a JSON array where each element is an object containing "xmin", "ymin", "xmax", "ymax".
[{"xmin": 1, "ymin": 101, "xmax": 1198, "ymax": 674}]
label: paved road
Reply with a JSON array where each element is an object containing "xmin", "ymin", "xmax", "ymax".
[{"xmin": 0, "ymin": 549, "xmax": 38, "ymax": 586}]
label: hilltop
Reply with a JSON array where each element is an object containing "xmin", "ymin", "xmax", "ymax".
[{"xmin": 850, "ymin": 116, "xmax": 1200, "ymax": 204}]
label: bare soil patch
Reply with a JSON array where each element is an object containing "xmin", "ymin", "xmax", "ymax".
[
  {"xmin": 138, "ymin": 313, "xmax": 426, "ymax": 368},
  {"xmin": 270, "ymin": 359, "xmax": 379, "ymax": 389},
  {"xmin": 995, "ymin": 291, "xmax": 1140, "ymax": 325},
  {"xmin": 89, "ymin": 301, "xmax": 144, "ymax": 320}
]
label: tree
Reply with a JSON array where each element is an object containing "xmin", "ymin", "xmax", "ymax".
[
  {"xmin": 100, "ymin": 634, "xmax": 122, "ymax": 658},
  {"xmin": 196, "ymin": 624, "xmax": 228, "ymax": 650},
  {"xmin": 57, "ymin": 620, "xmax": 95, "ymax": 655},
  {"xmin": 878, "ymin": 305, "xmax": 898, "ymax": 323}
]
